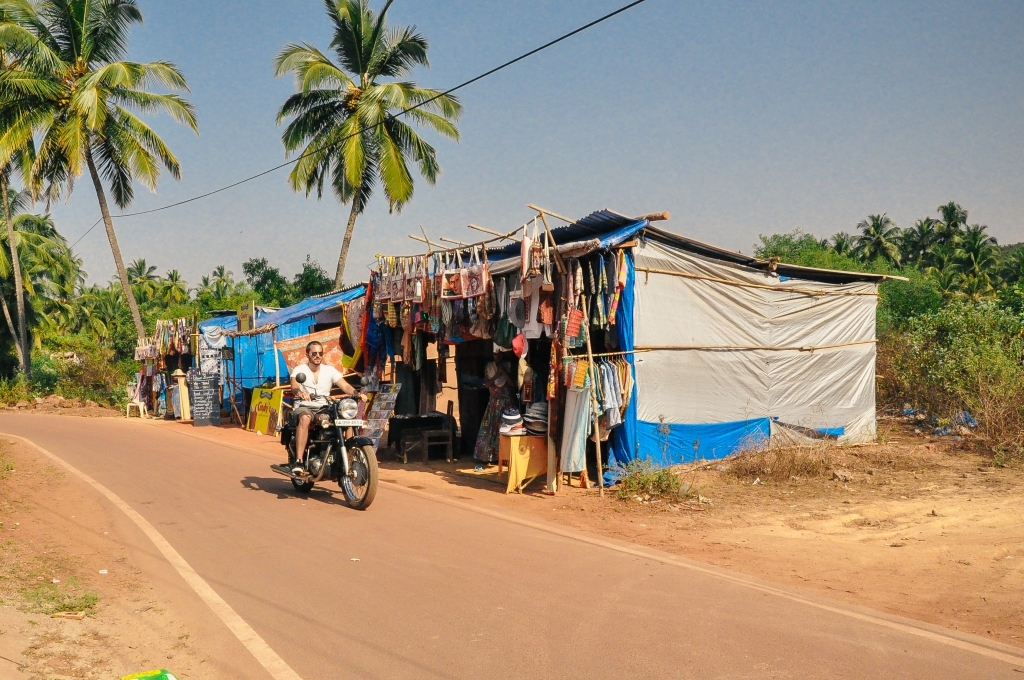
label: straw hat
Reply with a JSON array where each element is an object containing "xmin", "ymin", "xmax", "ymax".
[{"xmin": 507, "ymin": 296, "xmax": 527, "ymax": 329}]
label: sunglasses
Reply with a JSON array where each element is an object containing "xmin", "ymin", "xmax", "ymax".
[{"xmin": 310, "ymin": 351, "xmax": 324, "ymax": 357}]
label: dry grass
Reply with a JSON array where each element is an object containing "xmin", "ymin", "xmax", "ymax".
[{"xmin": 725, "ymin": 443, "xmax": 837, "ymax": 483}]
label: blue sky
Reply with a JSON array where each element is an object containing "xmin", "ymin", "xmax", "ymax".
[{"xmin": 50, "ymin": 0, "xmax": 1024, "ymax": 286}]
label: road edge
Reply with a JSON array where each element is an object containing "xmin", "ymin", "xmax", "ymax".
[{"xmin": 0, "ymin": 431, "xmax": 304, "ymax": 680}]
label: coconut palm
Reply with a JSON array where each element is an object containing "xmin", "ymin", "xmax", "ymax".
[
  {"xmin": 829, "ymin": 232, "xmax": 854, "ymax": 257},
  {"xmin": 956, "ymin": 224, "xmax": 999, "ymax": 287},
  {"xmin": 0, "ymin": 180, "xmax": 30, "ymax": 371},
  {"xmin": 0, "ymin": 210, "xmax": 81, "ymax": 343},
  {"xmin": 159, "ymin": 269, "xmax": 189, "ymax": 305},
  {"xmin": 275, "ymin": 0, "xmax": 462, "ymax": 288},
  {"xmin": 127, "ymin": 258, "xmax": 158, "ymax": 301},
  {"xmin": 855, "ymin": 214, "xmax": 902, "ymax": 265},
  {"xmin": 0, "ymin": 0, "xmax": 198, "ymax": 342},
  {"xmin": 900, "ymin": 218, "xmax": 939, "ymax": 266},
  {"xmin": 936, "ymin": 201, "xmax": 969, "ymax": 247}
]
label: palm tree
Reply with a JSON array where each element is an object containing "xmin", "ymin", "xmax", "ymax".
[
  {"xmin": 275, "ymin": 0, "xmax": 462, "ymax": 289},
  {"xmin": 0, "ymin": 0, "xmax": 198, "ymax": 342},
  {"xmin": 956, "ymin": 224, "xmax": 999, "ymax": 288},
  {"xmin": 936, "ymin": 201, "xmax": 969, "ymax": 247},
  {"xmin": 830, "ymin": 232, "xmax": 854, "ymax": 257},
  {"xmin": 855, "ymin": 214, "xmax": 902, "ymax": 265},
  {"xmin": 0, "ymin": 180, "xmax": 30, "ymax": 372},
  {"xmin": 900, "ymin": 218, "xmax": 939, "ymax": 266},
  {"xmin": 0, "ymin": 210, "xmax": 81, "ymax": 344},
  {"xmin": 159, "ymin": 269, "xmax": 189, "ymax": 305},
  {"xmin": 127, "ymin": 258, "xmax": 158, "ymax": 302}
]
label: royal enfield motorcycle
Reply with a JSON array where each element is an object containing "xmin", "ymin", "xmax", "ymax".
[{"xmin": 270, "ymin": 373, "xmax": 378, "ymax": 510}]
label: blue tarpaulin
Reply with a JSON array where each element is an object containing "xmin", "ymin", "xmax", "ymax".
[
  {"xmin": 198, "ymin": 286, "xmax": 366, "ymax": 389},
  {"xmin": 636, "ymin": 418, "xmax": 771, "ymax": 466},
  {"xmin": 607, "ymin": 251, "xmax": 639, "ymax": 477}
]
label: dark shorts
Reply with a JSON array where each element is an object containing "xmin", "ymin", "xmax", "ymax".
[{"xmin": 291, "ymin": 405, "xmax": 325, "ymax": 426}]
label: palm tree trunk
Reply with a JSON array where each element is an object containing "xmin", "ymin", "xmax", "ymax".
[
  {"xmin": 0, "ymin": 292, "xmax": 19, "ymax": 361},
  {"xmin": 333, "ymin": 201, "xmax": 361, "ymax": 291},
  {"xmin": 84, "ymin": 146, "xmax": 146, "ymax": 342},
  {"xmin": 1, "ymin": 179, "xmax": 28, "ymax": 376}
]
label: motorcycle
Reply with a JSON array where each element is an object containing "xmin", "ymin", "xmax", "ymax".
[{"xmin": 270, "ymin": 372, "xmax": 379, "ymax": 510}]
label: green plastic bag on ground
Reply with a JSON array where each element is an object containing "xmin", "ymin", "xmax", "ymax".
[{"xmin": 120, "ymin": 671, "xmax": 178, "ymax": 680}]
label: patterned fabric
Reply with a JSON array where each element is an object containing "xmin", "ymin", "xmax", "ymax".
[{"xmin": 474, "ymin": 381, "xmax": 516, "ymax": 462}]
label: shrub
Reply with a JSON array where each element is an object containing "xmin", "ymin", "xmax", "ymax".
[
  {"xmin": 612, "ymin": 458, "xmax": 682, "ymax": 499},
  {"xmin": 880, "ymin": 301, "xmax": 1024, "ymax": 460}
]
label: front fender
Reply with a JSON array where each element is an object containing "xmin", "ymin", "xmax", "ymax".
[{"xmin": 344, "ymin": 436, "xmax": 374, "ymax": 450}]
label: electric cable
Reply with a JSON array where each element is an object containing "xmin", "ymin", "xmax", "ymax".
[{"xmin": 68, "ymin": 0, "xmax": 650, "ymax": 245}]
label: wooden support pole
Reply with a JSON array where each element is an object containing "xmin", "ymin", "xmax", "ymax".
[
  {"xmin": 581, "ymin": 298, "xmax": 605, "ymax": 497},
  {"xmin": 273, "ymin": 329, "xmax": 280, "ymax": 388},
  {"xmin": 467, "ymin": 224, "xmax": 517, "ymax": 241},
  {"xmin": 439, "ymin": 237, "xmax": 470, "ymax": 247},
  {"xmin": 536, "ymin": 211, "xmax": 567, "ymax": 275},
  {"xmin": 419, "ymin": 225, "xmax": 436, "ymax": 251}
]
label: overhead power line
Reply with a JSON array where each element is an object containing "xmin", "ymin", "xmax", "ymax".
[{"xmin": 68, "ymin": 0, "xmax": 650, "ymax": 247}]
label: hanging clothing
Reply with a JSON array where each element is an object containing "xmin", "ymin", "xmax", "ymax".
[
  {"xmin": 474, "ymin": 378, "xmax": 516, "ymax": 463},
  {"xmin": 560, "ymin": 387, "xmax": 591, "ymax": 473}
]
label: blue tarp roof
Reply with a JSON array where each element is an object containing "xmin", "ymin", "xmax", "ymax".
[{"xmin": 257, "ymin": 285, "xmax": 366, "ymax": 328}]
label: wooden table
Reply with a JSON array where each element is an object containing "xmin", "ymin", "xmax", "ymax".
[{"xmin": 498, "ymin": 435, "xmax": 549, "ymax": 494}]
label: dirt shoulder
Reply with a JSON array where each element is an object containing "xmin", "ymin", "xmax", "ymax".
[{"xmin": 0, "ymin": 437, "xmax": 216, "ymax": 679}]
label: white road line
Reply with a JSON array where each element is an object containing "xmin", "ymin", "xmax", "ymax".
[
  {"xmin": 383, "ymin": 482, "xmax": 1024, "ymax": 669},
  {"xmin": 4, "ymin": 433, "xmax": 303, "ymax": 680}
]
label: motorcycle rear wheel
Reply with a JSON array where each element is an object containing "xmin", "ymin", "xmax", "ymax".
[{"xmin": 340, "ymin": 445, "xmax": 378, "ymax": 510}]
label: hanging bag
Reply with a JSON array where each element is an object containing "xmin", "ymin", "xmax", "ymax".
[
  {"xmin": 464, "ymin": 246, "xmax": 488, "ymax": 298},
  {"xmin": 442, "ymin": 250, "xmax": 466, "ymax": 299},
  {"xmin": 377, "ymin": 258, "xmax": 392, "ymax": 303},
  {"xmin": 390, "ymin": 258, "xmax": 406, "ymax": 302},
  {"xmin": 528, "ymin": 219, "xmax": 544, "ymax": 279}
]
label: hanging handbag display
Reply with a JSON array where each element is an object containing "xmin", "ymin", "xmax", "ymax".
[
  {"xmin": 441, "ymin": 250, "xmax": 467, "ymax": 299},
  {"xmin": 464, "ymin": 246, "xmax": 489, "ymax": 298},
  {"xmin": 377, "ymin": 258, "xmax": 392, "ymax": 303}
]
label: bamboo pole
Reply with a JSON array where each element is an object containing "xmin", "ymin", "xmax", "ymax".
[
  {"xmin": 440, "ymin": 237, "xmax": 470, "ymax": 247},
  {"xmin": 581, "ymin": 298, "xmax": 604, "ymax": 497},
  {"xmin": 273, "ymin": 329, "xmax": 280, "ymax": 388},
  {"xmin": 467, "ymin": 224, "xmax": 517, "ymax": 241},
  {"xmin": 535, "ymin": 211, "xmax": 567, "ymax": 275},
  {"xmin": 419, "ymin": 225, "xmax": 436, "ymax": 251}
]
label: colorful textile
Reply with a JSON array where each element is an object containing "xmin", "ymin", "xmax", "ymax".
[{"xmin": 474, "ymin": 381, "xmax": 516, "ymax": 463}]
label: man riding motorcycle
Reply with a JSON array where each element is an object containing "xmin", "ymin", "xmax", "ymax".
[{"xmin": 289, "ymin": 341, "xmax": 365, "ymax": 475}]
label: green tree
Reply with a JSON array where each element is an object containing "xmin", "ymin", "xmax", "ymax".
[
  {"xmin": 829, "ymin": 231, "xmax": 854, "ymax": 257},
  {"xmin": 936, "ymin": 201, "xmax": 969, "ymax": 247},
  {"xmin": 855, "ymin": 214, "xmax": 902, "ymax": 265},
  {"xmin": 126, "ymin": 258, "xmax": 158, "ymax": 302},
  {"xmin": 0, "ymin": 0, "xmax": 198, "ymax": 342},
  {"xmin": 159, "ymin": 269, "xmax": 189, "ymax": 305},
  {"xmin": 900, "ymin": 218, "xmax": 939, "ymax": 266},
  {"xmin": 275, "ymin": 0, "xmax": 462, "ymax": 288},
  {"xmin": 243, "ymin": 257, "xmax": 291, "ymax": 306}
]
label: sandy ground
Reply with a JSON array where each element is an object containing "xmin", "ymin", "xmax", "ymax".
[{"xmin": 0, "ymin": 437, "xmax": 216, "ymax": 680}]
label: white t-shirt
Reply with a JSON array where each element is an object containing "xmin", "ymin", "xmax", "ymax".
[{"xmin": 291, "ymin": 363, "xmax": 345, "ymax": 407}]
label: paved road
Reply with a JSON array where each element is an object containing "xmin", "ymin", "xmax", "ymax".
[{"xmin": 2, "ymin": 414, "xmax": 1021, "ymax": 680}]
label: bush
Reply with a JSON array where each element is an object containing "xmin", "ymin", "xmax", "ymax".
[
  {"xmin": 880, "ymin": 301, "xmax": 1024, "ymax": 460},
  {"xmin": 612, "ymin": 458, "xmax": 682, "ymax": 499}
]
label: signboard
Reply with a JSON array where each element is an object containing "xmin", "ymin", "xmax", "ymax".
[
  {"xmin": 198, "ymin": 345, "xmax": 221, "ymax": 376},
  {"xmin": 237, "ymin": 301, "xmax": 256, "ymax": 334},
  {"xmin": 274, "ymin": 327, "xmax": 359, "ymax": 372},
  {"xmin": 189, "ymin": 376, "xmax": 220, "ymax": 427},
  {"xmin": 364, "ymin": 384, "xmax": 401, "ymax": 450},
  {"xmin": 247, "ymin": 388, "xmax": 284, "ymax": 436}
]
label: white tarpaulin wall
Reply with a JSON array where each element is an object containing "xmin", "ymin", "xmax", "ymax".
[{"xmin": 631, "ymin": 239, "xmax": 877, "ymax": 459}]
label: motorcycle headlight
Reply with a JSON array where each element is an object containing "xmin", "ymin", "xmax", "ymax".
[{"xmin": 340, "ymin": 398, "xmax": 359, "ymax": 420}]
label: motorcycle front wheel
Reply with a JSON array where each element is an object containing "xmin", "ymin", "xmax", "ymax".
[{"xmin": 340, "ymin": 445, "xmax": 378, "ymax": 510}]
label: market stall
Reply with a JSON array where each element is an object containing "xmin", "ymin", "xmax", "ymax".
[{"xmin": 362, "ymin": 206, "xmax": 893, "ymax": 494}]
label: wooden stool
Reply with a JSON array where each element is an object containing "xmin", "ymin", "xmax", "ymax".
[{"xmin": 126, "ymin": 401, "xmax": 148, "ymax": 419}]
